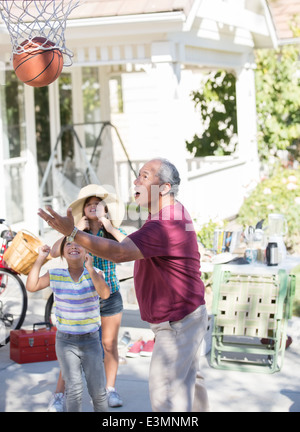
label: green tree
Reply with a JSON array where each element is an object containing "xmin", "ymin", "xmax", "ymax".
[
  {"xmin": 186, "ymin": 70, "xmax": 238, "ymax": 157},
  {"xmin": 255, "ymin": 44, "xmax": 300, "ymax": 161}
]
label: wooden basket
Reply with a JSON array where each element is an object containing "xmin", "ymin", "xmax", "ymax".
[{"xmin": 3, "ymin": 230, "xmax": 49, "ymax": 275}]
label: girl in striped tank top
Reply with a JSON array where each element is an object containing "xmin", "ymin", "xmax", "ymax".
[
  {"xmin": 49, "ymin": 185, "xmax": 126, "ymax": 410},
  {"xmin": 26, "ymin": 238, "xmax": 110, "ymax": 412}
]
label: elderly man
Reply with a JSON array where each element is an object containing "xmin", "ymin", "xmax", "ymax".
[{"xmin": 38, "ymin": 158, "xmax": 209, "ymax": 412}]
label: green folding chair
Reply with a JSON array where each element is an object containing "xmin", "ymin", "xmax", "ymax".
[{"xmin": 210, "ymin": 265, "xmax": 296, "ymax": 373}]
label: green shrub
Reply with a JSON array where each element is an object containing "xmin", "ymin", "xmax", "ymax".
[
  {"xmin": 237, "ymin": 167, "xmax": 300, "ymax": 253},
  {"xmin": 196, "ymin": 219, "xmax": 222, "ymax": 250}
]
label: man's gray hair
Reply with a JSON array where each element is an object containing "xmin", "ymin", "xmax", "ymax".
[{"xmin": 156, "ymin": 158, "xmax": 181, "ymax": 196}]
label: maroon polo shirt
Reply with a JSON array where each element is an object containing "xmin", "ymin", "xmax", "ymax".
[{"xmin": 128, "ymin": 202, "xmax": 205, "ymax": 324}]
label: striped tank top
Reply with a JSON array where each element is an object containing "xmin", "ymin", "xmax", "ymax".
[{"xmin": 49, "ymin": 268, "xmax": 101, "ymax": 335}]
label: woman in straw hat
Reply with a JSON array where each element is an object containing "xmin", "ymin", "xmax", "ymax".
[{"xmin": 48, "ymin": 184, "xmax": 126, "ymax": 411}]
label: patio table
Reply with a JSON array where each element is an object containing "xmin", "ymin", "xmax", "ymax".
[{"xmin": 201, "ymin": 255, "xmax": 300, "ymax": 275}]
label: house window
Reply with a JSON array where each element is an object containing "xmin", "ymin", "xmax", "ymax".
[
  {"xmin": 35, "ymin": 86, "xmax": 51, "ymax": 164},
  {"xmin": 82, "ymin": 66, "xmax": 101, "ymax": 124},
  {"xmin": 1, "ymin": 71, "xmax": 25, "ymax": 223},
  {"xmin": 2, "ymin": 71, "xmax": 26, "ymax": 159},
  {"xmin": 82, "ymin": 66, "xmax": 101, "ymax": 150},
  {"xmin": 4, "ymin": 163, "xmax": 24, "ymax": 223}
]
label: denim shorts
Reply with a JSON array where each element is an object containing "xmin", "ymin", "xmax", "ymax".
[{"xmin": 99, "ymin": 290, "xmax": 123, "ymax": 317}]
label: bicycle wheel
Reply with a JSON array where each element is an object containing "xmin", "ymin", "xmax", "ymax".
[
  {"xmin": 0, "ymin": 268, "xmax": 27, "ymax": 346},
  {"xmin": 44, "ymin": 293, "xmax": 56, "ymax": 326}
]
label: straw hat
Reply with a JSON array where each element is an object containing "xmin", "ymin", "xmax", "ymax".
[{"xmin": 69, "ymin": 184, "xmax": 125, "ymax": 228}]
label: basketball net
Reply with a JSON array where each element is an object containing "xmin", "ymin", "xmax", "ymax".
[{"xmin": 0, "ymin": 0, "xmax": 80, "ymax": 66}]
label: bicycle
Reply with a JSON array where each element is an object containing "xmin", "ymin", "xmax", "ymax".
[{"xmin": 0, "ymin": 219, "xmax": 28, "ymax": 346}]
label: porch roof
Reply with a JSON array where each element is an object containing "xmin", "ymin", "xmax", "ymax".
[
  {"xmin": 268, "ymin": 0, "xmax": 300, "ymax": 43},
  {"xmin": 0, "ymin": 0, "xmax": 282, "ymax": 65},
  {"xmin": 0, "ymin": 0, "xmax": 298, "ymax": 43},
  {"xmin": 69, "ymin": 0, "xmax": 195, "ymax": 19},
  {"xmin": 67, "ymin": 0, "xmax": 300, "ymax": 45}
]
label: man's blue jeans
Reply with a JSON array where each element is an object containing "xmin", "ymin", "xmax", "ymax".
[{"xmin": 56, "ymin": 330, "xmax": 108, "ymax": 412}]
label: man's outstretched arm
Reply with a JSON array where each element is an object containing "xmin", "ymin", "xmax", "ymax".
[{"xmin": 38, "ymin": 206, "xmax": 143, "ymax": 263}]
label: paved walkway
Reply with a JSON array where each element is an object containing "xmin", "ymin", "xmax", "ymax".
[
  {"xmin": 0, "ymin": 300, "xmax": 153, "ymax": 412},
  {"xmin": 1, "ymin": 295, "xmax": 300, "ymax": 412},
  {"xmin": 0, "ymin": 228, "xmax": 300, "ymax": 412}
]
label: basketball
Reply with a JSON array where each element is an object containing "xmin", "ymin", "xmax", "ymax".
[{"xmin": 13, "ymin": 37, "xmax": 63, "ymax": 87}]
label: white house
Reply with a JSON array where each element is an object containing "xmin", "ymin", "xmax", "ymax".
[{"xmin": 0, "ymin": 0, "xmax": 279, "ymax": 235}]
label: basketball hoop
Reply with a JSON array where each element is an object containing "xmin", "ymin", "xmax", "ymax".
[{"xmin": 0, "ymin": 0, "xmax": 80, "ymax": 66}]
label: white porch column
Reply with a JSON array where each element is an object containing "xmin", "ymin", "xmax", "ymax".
[
  {"xmin": 150, "ymin": 42, "xmax": 190, "ymax": 208},
  {"xmin": 235, "ymin": 61, "xmax": 260, "ymax": 184},
  {"xmin": 48, "ymin": 80, "xmax": 61, "ymax": 159},
  {"xmin": 0, "ymin": 62, "xmax": 7, "ymax": 218},
  {"xmin": 23, "ymin": 85, "xmax": 40, "ymax": 233},
  {"xmin": 97, "ymin": 66, "xmax": 119, "ymax": 192},
  {"xmin": 71, "ymin": 68, "xmax": 86, "ymax": 170},
  {"xmin": 47, "ymin": 79, "xmax": 62, "ymax": 208}
]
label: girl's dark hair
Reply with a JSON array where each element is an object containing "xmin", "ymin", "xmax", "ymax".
[
  {"xmin": 60, "ymin": 236, "xmax": 67, "ymax": 258},
  {"xmin": 83, "ymin": 196, "xmax": 117, "ymax": 241}
]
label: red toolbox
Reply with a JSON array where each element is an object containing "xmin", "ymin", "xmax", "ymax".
[{"xmin": 10, "ymin": 322, "xmax": 57, "ymax": 364}]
